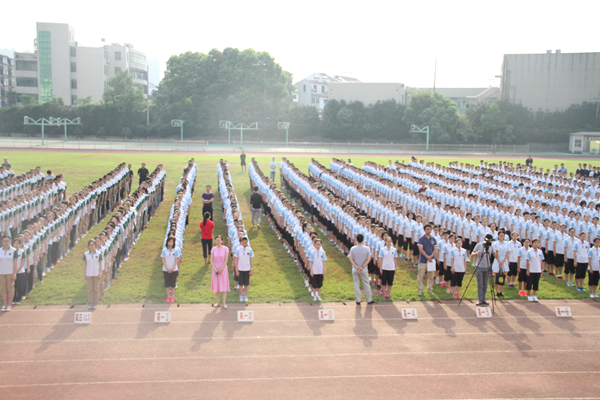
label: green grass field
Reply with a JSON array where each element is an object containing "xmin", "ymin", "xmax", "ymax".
[{"xmin": 7, "ymin": 151, "xmax": 599, "ymax": 305}]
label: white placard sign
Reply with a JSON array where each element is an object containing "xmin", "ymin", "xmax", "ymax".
[
  {"xmin": 555, "ymin": 307, "xmax": 572, "ymax": 317},
  {"xmin": 319, "ymin": 309, "xmax": 335, "ymax": 321},
  {"xmin": 238, "ymin": 310, "xmax": 254, "ymax": 322},
  {"xmin": 74, "ymin": 312, "xmax": 92, "ymax": 324},
  {"xmin": 402, "ymin": 308, "xmax": 418, "ymax": 319},
  {"xmin": 154, "ymin": 311, "xmax": 171, "ymax": 323},
  {"xmin": 476, "ymin": 307, "xmax": 493, "ymax": 318}
]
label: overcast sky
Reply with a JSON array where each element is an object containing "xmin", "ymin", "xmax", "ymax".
[{"xmin": 2, "ymin": 0, "xmax": 598, "ymax": 88}]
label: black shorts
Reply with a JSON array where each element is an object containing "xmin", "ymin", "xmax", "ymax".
[
  {"xmin": 405, "ymin": 237, "xmax": 412, "ymax": 251},
  {"xmin": 564, "ymin": 259, "xmax": 575, "ymax": 275},
  {"xmin": 368, "ymin": 260, "xmax": 378, "ymax": 275},
  {"xmin": 397, "ymin": 235, "xmax": 405, "ymax": 249},
  {"xmin": 575, "ymin": 263, "xmax": 588, "ymax": 280},
  {"xmin": 444, "ymin": 266, "xmax": 452, "ymax": 281},
  {"xmin": 451, "ymin": 271, "xmax": 465, "ymax": 287},
  {"xmin": 470, "ymin": 241, "xmax": 477, "ymax": 252},
  {"xmin": 518, "ymin": 269, "xmax": 528, "ymax": 283},
  {"xmin": 163, "ymin": 270, "xmax": 179, "ymax": 288},
  {"xmin": 554, "ymin": 253, "xmax": 565, "ymax": 268},
  {"xmin": 238, "ymin": 270, "xmax": 250, "ymax": 286},
  {"xmin": 412, "ymin": 243, "xmax": 419, "ymax": 257},
  {"xmin": 437, "ymin": 262, "xmax": 445, "ymax": 274},
  {"xmin": 380, "ymin": 270, "xmax": 395, "ymax": 286},
  {"xmin": 545, "ymin": 251, "xmax": 555, "ymax": 265},
  {"xmin": 589, "ymin": 270, "xmax": 600, "ymax": 286},
  {"xmin": 312, "ymin": 274, "xmax": 324, "ymax": 289},
  {"xmin": 241, "ymin": 160, "xmax": 246, "ymax": 166},
  {"xmin": 508, "ymin": 262, "xmax": 518, "ymax": 277},
  {"xmin": 463, "ymin": 239, "xmax": 471, "ymax": 249},
  {"xmin": 526, "ymin": 272, "xmax": 541, "ymax": 291}
]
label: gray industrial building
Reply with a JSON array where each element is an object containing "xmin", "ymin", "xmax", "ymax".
[{"xmin": 501, "ymin": 50, "xmax": 600, "ymax": 112}]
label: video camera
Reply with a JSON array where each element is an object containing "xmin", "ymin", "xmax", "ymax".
[{"xmin": 482, "ymin": 235, "xmax": 493, "ymax": 251}]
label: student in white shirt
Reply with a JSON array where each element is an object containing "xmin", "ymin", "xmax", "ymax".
[
  {"xmin": 161, "ymin": 237, "xmax": 181, "ymax": 303},
  {"xmin": 234, "ymin": 237, "xmax": 254, "ymax": 302},
  {"xmin": 553, "ymin": 223, "xmax": 568, "ymax": 280},
  {"xmin": 378, "ymin": 236, "xmax": 397, "ymax": 300},
  {"xmin": 309, "ymin": 239, "xmax": 327, "ymax": 301},
  {"xmin": 11, "ymin": 238, "xmax": 26, "ymax": 305},
  {"xmin": 507, "ymin": 231, "xmax": 521, "ymax": 288},
  {"xmin": 517, "ymin": 239, "xmax": 530, "ymax": 297},
  {"xmin": 587, "ymin": 238, "xmax": 600, "ymax": 298},
  {"xmin": 564, "ymin": 228, "xmax": 577, "ymax": 287},
  {"xmin": 526, "ymin": 239, "xmax": 545, "ymax": 302},
  {"xmin": 82, "ymin": 239, "xmax": 103, "ymax": 310},
  {"xmin": 450, "ymin": 238, "xmax": 468, "ymax": 299},
  {"xmin": 573, "ymin": 231, "xmax": 590, "ymax": 292}
]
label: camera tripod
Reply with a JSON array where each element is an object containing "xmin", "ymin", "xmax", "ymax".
[{"xmin": 459, "ymin": 245, "xmax": 498, "ymax": 314}]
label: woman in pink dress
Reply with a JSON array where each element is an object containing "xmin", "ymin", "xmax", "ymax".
[{"xmin": 210, "ymin": 235, "xmax": 230, "ymax": 308}]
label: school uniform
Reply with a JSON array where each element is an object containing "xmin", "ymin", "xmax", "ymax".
[
  {"xmin": 526, "ymin": 248, "xmax": 544, "ymax": 291},
  {"xmin": 517, "ymin": 247, "xmax": 529, "ymax": 283},
  {"xmin": 588, "ymin": 246, "xmax": 600, "ymax": 287},
  {"xmin": 508, "ymin": 240, "xmax": 522, "ymax": 277},
  {"xmin": 161, "ymin": 247, "xmax": 181, "ymax": 288},
  {"xmin": 553, "ymin": 231, "xmax": 568, "ymax": 269},
  {"xmin": 309, "ymin": 248, "xmax": 327, "ymax": 289},
  {"xmin": 379, "ymin": 246, "xmax": 397, "ymax": 286},
  {"xmin": 450, "ymin": 247, "xmax": 468, "ymax": 287},
  {"xmin": 574, "ymin": 240, "xmax": 590, "ymax": 280},
  {"xmin": 82, "ymin": 250, "xmax": 103, "ymax": 306},
  {"xmin": 564, "ymin": 236, "xmax": 576, "ymax": 275},
  {"xmin": 235, "ymin": 245, "xmax": 254, "ymax": 287}
]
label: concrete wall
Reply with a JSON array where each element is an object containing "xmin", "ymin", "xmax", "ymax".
[
  {"xmin": 501, "ymin": 52, "xmax": 600, "ymax": 112},
  {"xmin": 328, "ymin": 82, "xmax": 406, "ymax": 105}
]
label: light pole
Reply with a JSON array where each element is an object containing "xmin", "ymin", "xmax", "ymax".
[
  {"xmin": 171, "ymin": 119, "xmax": 184, "ymax": 141},
  {"xmin": 278, "ymin": 122, "xmax": 290, "ymax": 146},
  {"xmin": 410, "ymin": 124, "xmax": 430, "ymax": 151}
]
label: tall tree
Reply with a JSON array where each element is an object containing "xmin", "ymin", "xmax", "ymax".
[
  {"xmin": 403, "ymin": 91, "xmax": 458, "ymax": 143},
  {"xmin": 103, "ymin": 71, "xmax": 146, "ymax": 113}
]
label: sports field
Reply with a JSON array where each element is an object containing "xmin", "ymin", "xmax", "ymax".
[{"xmin": 5, "ymin": 151, "xmax": 600, "ymax": 306}]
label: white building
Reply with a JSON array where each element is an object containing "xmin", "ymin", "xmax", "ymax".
[
  {"xmin": 569, "ymin": 132, "xmax": 600, "ymax": 154},
  {"xmin": 13, "ymin": 22, "xmax": 148, "ymax": 106},
  {"xmin": 294, "ymin": 73, "xmax": 360, "ymax": 111},
  {"xmin": 328, "ymin": 82, "xmax": 407, "ymax": 106},
  {"xmin": 0, "ymin": 53, "xmax": 16, "ymax": 107}
]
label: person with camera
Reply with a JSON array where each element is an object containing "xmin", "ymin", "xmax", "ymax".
[{"xmin": 471, "ymin": 234, "xmax": 494, "ymax": 306}]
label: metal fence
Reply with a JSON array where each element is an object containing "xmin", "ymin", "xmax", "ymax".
[{"xmin": 0, "ymin": 136, "xmax": 572, "ymax": 155}]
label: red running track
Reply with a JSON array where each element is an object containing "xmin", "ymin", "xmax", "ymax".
[{"xmin": 0, "ymin": 300, "xmax": 599, "ymax": 400}]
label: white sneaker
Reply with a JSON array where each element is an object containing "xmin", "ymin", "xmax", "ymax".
[
  {"xmin": 1, "ymin": 305, "xmax": 6, "ymax": 312},
  {"xmin": 244, "ymin": 295, "xmax": 248, "ymax": 302},
  {"xmin": 533, "ymin": 296, "xmax": 538, "ymax": 302},
  {"xmin": 435, "ymin": 277, "xmax": 440, "ymax": 285},
  {"xmin": 527, "ymin": 296, "xmax": 533, "ymax": 302},
  {"xmin": 317, "ymin": 296, "xmax": 322, "ymax": 301},
  {"xmin": 240, "ymin": 296, "xmax": 244, "ymax": 302},
  {"xmin": 591, "ymin": 294, "xmax": 595, "ymax": 298}
]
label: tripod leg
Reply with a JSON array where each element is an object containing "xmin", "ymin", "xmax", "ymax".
[{"xmin": 458, "ymin": 267, "xmax": 477, "ymax": 306}]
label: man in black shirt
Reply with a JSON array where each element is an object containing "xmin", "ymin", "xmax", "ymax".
[
  {"xmin": 525, "ymin": 155, "xmax": 533, "ymax": 167},
  {"xmin": 240, "ymin": 151, "xmax": 247, "ymax": 172},
  {"xmin": 137, "ymin": 163, "xmax": 149, "ymax": 185},
  {"xmin": 250, "ymin": 186, "xmax": 262, "ymax": 228}
]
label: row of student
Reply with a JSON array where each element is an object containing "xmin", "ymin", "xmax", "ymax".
[
  {"xmin": 160, "ymin": 161, "xmax": 194, "ymax": 304},
  {"xmin": 328, "ymin": 159, "xmax": 600, "ymax": 254},
  {"xmin": 0, "ymin": 166, "xmax": 44, "ymax": 201},
  {"xmin": 250, "ymin": 159, "xmax": 327, "ymax": 301},
  {"xmin": 337, "ymin": 158, "xmax": 600, "ymax": 227},
  {"xmin": 83, "ymin": 165, "xmax": 166, "ymax": 310},
  {"xmin": 0, "ymin": 162, "xmax": 15, "ymax": 184},
  {"xmin": 0, "ymin": 163, "xmax": 133, "ymax": 311},
  {"xmin": 280, "ymin": 158, "xmax": 397, "ymax": 301},
  {"xmin": 217, "ymin": 160, "xmax": 253, "ymax": 302},
  {"xmin": 0, "ymin": 175, "xmax": 66, "ymax": 239}
]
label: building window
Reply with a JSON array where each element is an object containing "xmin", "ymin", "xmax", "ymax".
[
  {"xmin": 104, "ymin": 81, "xmax": 108, "ymax": 89},
  {"xmin": 70, "ymin": 46, "xmax": 76, "ymax": 57},
  {"xmin": 104, "ymin": 50, "xmax": 107, "ymax": 59},
  {"xmin": 303, "ymin": 85, "xmax": 306, "ymax": 92},
  {"xmin": 129, "ymin": 53, "xmax": 146, "ymax": 66},
  {"xmin": 115, "ymin": 51, "xmax": 121, "ymax": 61},
  {"xmin": 574, "ymin": 139, "xmax": 582, "ymax": 148},
  {"xmin": 104, "ymin": 65, "xmax": 108, "ymax": 75},
  {"xmin": 321, "ymin": 86, "xmax": 325, "ymax": 93},
  {"xmin": 16, "ymin": 77, "xmax": 38, "ymax": 87},
  {"xmin": 38, "ymin": 31, "xmax": 52, "ymax": 103},
  {"xmin": 313, "ymin": 85, "xmax": 317, "ymax": 92},
  {"xmin": 115, "ymin": 67, "xmax": 121, "ymax": 73},
  {"xmin": 71, "ymin": 79, "xmax": 77, "ymax": 89},
  {"xmin": 15, "ymin": 60, "xmax": 37, "ymax": 71},
  {"xmin": 71, "ymin": 95, "xmax": 77, "ymax": 105},
  {"xmin": 71, "ymin": 62, "xmax": 77, "ymax": 72},
  {"xmin": 129, "ymin": 68, "xmax": 147, "ymax": 81}
]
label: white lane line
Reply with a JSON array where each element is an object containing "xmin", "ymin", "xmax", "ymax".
[
  {"xmin": 1, "ymin": 330, "xmax": 600, "ymax": 344},
  {"xmin": 0, "ymin": 315, "xmax": 598, "ymax": 327},
  {"xmin": 0, "ymin": 349, "xmax": 598, "ymax": 364},
  {"xmin": 0, "ymin": 370, "xmax": 598, "ymax": 388}
]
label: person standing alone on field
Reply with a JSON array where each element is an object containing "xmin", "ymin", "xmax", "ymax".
[
  {"xmin": 137, "ymin": 163, "xmax": 149, "ymax": 186},
  {"xmin": 202, "ymin": 185, "xmax": 214, "ymax": 220},
  {"xmin": 240, "ymin": 151, "xmax": 247, "ymax": 172},
  {"xmin": 349, "ymin": 234, "xmax": 374, "ymax": 305},
  {"xmin": 417, "ymin": 224, "xmax": 437, "ymax": 296},
  {"xmin": 82, "ymin": 239, "xmax": 102, "ymax": 310},
  {"xmin": 250, "ymin": 186, "xmax": 262, "ymax": 228},
  {"xmin": 269, "ymin": 157, "xmax": 277, "ymax": 182},
  {"xmin": 200, "ymin": 212, "xmax": 215, "ymax": 266}
]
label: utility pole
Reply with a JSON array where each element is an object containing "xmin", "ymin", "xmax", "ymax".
[
  {"xmin": 146, "ymin": 65, "xmax": 150, "ymax": 127},
  {"xmin": 433, "ymin": 58, "xmax": 437, "ymax": 93}
]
